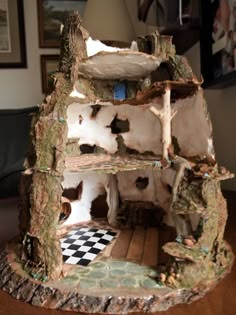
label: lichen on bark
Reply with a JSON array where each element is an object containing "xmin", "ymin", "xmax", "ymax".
[
  {"xmin": 163, "ymin": 172, "xmax": 233, "ymax": 288},
  {"xmin": 20, "ymin": 77, "xmax": 71, "ymax": 279},
  {"xmin": 19, "ymin": 12, "xmax": 87, "ymax": 280},
  {"xmin": 137, "ymin": 32, "xmax": 175, "ymax": 59},
  {"xmin": 168, "ymin": 55, "xmax": 197, "ymax": 82}
]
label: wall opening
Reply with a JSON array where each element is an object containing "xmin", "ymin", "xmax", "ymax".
[
  {"xmin": 135, "ymin": 177, "xmax": 149, "ymax": 190},
  {"xmin": 107, "ymin": 114, "xmax": 130, "ymax": 134},
  {"xmin": 90, "ymin": 104, "xmax": 102, "ymax": 118},
  {"xmin": 91, "ymin": 192, "xmax": 109, "ymax": 218}
]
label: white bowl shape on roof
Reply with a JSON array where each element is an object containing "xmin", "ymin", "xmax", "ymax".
[{"xmin": 78, "ymin": 50, "xmax": 162, "ymax": 80}]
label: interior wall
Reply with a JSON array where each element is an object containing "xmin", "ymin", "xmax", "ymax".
[
  {"xmin": 185, "ymin": 43, "xmax": 236, "ymax": 191},
  {"xmin": 0, "ymin": 0, "xmax": 59, "ymax": 109}
]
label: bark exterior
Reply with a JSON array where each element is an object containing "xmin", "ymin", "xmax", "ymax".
[
  {"xmin": 137, "ymin": 32, "xmax": 196, "ymax": 83},
  {"xmin": 168, "ymin": 55, "xmax": 197, "ymax": 82},
  {"xmin": 19, "ymin": 13, "xmax": 87, "ymax": 280},
  {"xmin": 170, "ymin": 156, "xmax": 191, "ymax": 236},
  {"xmin": 0, "ymin": 246, "xmax": 234, "ymax": 314},
  {"xmin": 137, "ymin": 32, "xmax": 175, "ymax": 60},
  {"xmin": 59, "ymin": 13, "xmax": 87, "ymax": 82},
  {"xmin": 163, "ymin": 173, "xmax": 233, "ymax": 288}
]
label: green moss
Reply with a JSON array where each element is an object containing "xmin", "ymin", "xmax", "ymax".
[
  {"xmin": 173, "ymin": 177, "xmax": 206, "ymax": 215},
  {"xmin": 163, "ymin": 242, "xmax": 203, "ymax": 262},
  {"xmin": 65, "ymin": 139, "xmax": 81, "ymax": 156},
  {"xmin": 137, "ymin": 33, "xmax": 175, "ymax": 59},
  {"xmin": 168, "ymin": 55, "xmax": 195, "ymax": 81},
  {"xmin": 22, "ymin": 75, "xmax": 73, "ymax": 279}
]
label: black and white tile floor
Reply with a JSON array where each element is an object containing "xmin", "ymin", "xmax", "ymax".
[{"xmin": 60, "ymin": 227, "xmax": 117, "ymax": 266}]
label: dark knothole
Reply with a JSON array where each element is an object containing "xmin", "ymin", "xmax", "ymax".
[
  {"xmin": 107, "ymin": 114, "xmax": 130, "ymax": 134},
  {"xmin": 135, "ymin": 177, "xmax": 149, "ymax": 190},
  {"xmin": 78, "ymin": 115, "xmax": 83, "ymax": 124}
]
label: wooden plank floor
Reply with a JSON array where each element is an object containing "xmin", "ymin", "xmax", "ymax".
[
  {"xmin": 142, "ymin": 228, "xmax": 159, "ymax": 266},
  {"xmin": 110, "ymin": 226, "xmax": 173, "ymax": 266}
]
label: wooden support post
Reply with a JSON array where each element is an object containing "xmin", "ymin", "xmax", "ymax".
[
  {"xmin": 149, "ymin": 85, "xmax": 171, "ymax": 160},
  {"xmin": 162, "ymin": 87, "xmax": 171, "ymax": 160},
  {"xmin": 150, "ymin": 85, "xmax": 192, "ymax": 236},
  {"xmin": 106, "ymin": 174, "xmax": 119, "ymax": 227}
]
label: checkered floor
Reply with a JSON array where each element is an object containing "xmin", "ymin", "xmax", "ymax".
[{"xmin": 60, "ymin": 227, "xmax": 117, "ymax": 266}]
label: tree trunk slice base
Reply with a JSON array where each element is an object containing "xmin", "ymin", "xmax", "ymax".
[{"xmin": 0, "ymin": 241, "xmax": 234, "ymax": 314}]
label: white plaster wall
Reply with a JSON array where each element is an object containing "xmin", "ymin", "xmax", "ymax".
[
  {"xmin": 67, "ymin": 93, "xmax": 213, "ymax": 158},
  {"xmin": 185, "ymin": 43, "xmax": 236, "ymax": 190},
  {"xmin": 0, "ymin": 0, "xmax": 59, "ymax": 109}
]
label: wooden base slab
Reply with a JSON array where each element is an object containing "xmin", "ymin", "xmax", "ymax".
[{"xmin": 0, "ymin": 239, "xmax": 234, "ymax": 314}]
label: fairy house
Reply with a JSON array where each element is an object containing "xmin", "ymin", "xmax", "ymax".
[{"xmin": 0, "ymin": 13, "xmax": 234, "ymax": 313}]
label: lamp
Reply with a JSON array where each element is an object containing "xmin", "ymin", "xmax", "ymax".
[{"xmin": 82, "ymin": 0, "xmax": 136, "ymax": 47}]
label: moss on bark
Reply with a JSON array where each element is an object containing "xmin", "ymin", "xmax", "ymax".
[
  {"xmin": 164, "ymin": 173, "xmax": 233, "ymax": 288},
  {"xmin": 19, "ymin": 12, "xmax": 88, "ymax": 280}
]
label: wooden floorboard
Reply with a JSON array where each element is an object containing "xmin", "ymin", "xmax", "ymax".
[
  {"xmin": 141, "ymin": 227, "xmax": 158, "ymax": 266},
  {"xmin": 111, "ymin": 226, "xmax": 167, "ymax": 266},
  {"xmin": 126, "ymin": 227, "xmax": 145, "ymax": 262},
  {"xmin": 111, "ymin": 229, "xmax": 133, "ymax": 259}
]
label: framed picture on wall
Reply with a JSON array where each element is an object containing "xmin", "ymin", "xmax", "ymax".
[
  {"xmin": 0, "ymin": 0, "xmax": 27, "ymax": 68},
  {"xmin": 37, "ymin": 0, "xmax": 87, "ymax": 48},
  {"xmin": 200, "ymin": 0, "xmax": 236, "ymax": 88},
  {"xmin": 40, "ymin": 55, "xmax": 59, "ymax": 94}
]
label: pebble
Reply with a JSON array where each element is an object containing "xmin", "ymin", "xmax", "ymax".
[
  {"xmin": 219, "ymin": 166, "xmax": 227, "ymax": 175},
  {"xmin": 159, "ymin": 273, "xmax": 166, "ymax": 283},
  {"xmin": 183, "ymin": 238, "xmax": 195, "ymax": 247}
]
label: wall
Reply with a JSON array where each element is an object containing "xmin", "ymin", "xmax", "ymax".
[
  {"xmin": 0, "ymin": 0, "xmax": 59, "ymax": 109},
  {"xmin": 185, "ymin": 43, "xmax": 236, "ymax": 191},
  {"xmin": 125, "ymin": 0, "xmax": 157, "ymax": 36},
  {"xmin": 0, "ymin": 0, "xmax": 152, "ymax": 110}
]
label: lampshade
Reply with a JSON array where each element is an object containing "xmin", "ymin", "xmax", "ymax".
[{"xmin": 82, "ymin": 0, "xmax": 136, "ymax": 45}]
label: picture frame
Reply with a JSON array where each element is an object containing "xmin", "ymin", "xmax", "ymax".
[
  {"xmin": 40, "ymin": 55, "xmax": 59, "ymax": 94},
  {"xmin": 37, "ymin": 0, "xmax": 87, "ymax": 48},
  {"xmin": 200, "ymin": 0, "xmax": 236, "ymax": 88},
  {"xmin": 0, "ymin": 0, "xmax": 27, "ymax": 68}
]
